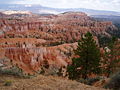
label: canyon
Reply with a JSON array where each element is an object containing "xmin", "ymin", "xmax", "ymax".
[{"xmin": 0, "ymin": 11, "xmax": 118, "ymax": 74}]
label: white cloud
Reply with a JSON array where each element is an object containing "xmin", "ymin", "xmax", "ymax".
[
  {"xmin": 39, "ymin": 9, "xmax": 59, "ymax": 14},
  {"xmin": 10, "ymin": 0, "xmax": 120, "ymax": 11},
  {"xmin": 25, "ymin": 4, "xmax": 32, "ymax": 7}
]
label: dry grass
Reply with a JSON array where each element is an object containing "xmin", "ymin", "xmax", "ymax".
[{"xmin": 0, "ymin": 75, "xmax": 106, "ymax": 90}]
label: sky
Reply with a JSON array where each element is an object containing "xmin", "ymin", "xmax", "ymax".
[{"xmin": 0, "ymin": 0, "xmax": 120, "ymax": 12}]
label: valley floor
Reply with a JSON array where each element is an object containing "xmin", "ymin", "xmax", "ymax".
[{"xmin": 0, "ymin": 75, "xmax": 106, "ymax": 90}]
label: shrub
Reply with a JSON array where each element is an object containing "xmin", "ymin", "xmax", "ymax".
[
  {"xmin": 104, "ymin": 72, "xmax": 120, "ymax": 90},
  {"xmin": 77, "ymin": 78, "xmax": 87, "ymax": 84},
  {"xmin": 0, "ymin": 66, "xmax": 23, "ymax": 76},
  {"xmin": 4, "ymin": 80, "xmax": 12, "ymax": 86},
  {"xmin": 86, "ymin": 77, "xmax": 101, "ymax": 85},
  {"xmin": 77, "ymin": 76, "xmax": 102, "ymax": 85},
  {"xmin": 0, "ymin": 66, "xmax": 32, "ymax": 78}
]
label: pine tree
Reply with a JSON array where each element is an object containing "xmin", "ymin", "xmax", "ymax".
[
  {"xmin": 103, "ymin": 37, "xmax": 120, "ymax": 77},
  {"xmin": 67, "ymin": 32, "xmax": 101, "ymax": 79}
]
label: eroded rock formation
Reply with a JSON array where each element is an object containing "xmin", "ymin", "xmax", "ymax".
[{"xmin": 0, "ymin": 12, "xmax": 117, "ymax": 74}]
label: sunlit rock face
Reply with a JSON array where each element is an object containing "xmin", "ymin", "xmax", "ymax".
[
  {"xmin": 0, "ymin": 12, "xmax": 117, "ymax": 74},
  {"xmin": 4, "ymin": 47, "xmax": 70, "ymax": 74}
]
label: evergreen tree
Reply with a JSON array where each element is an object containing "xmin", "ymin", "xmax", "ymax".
[
  {"xmin": 103, "ymin": 37, "xmax": 120, "ymax": 77},
  {"xmin": 67, "ymin": 32, "xmax": 101, "ymax": 79}
]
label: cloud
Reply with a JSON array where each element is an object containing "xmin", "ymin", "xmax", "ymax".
[{"xmin": 1, "ymin": 0, "xmax": 120, "ymax": 11}]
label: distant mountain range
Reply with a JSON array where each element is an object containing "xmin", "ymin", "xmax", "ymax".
[
  {"xmin": 91, "ymin": 15, "xmax": 120, "ymax": 26},
  {"xmin": 0, "ymin": 4, "xmax": 120, "ymax": 16}
]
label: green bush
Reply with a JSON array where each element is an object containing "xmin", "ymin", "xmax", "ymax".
[
  {"xmin": 77, "ymin": 76, "xmax": 103, "ymax": 85},
  {"xmin": 4, "ymin": 80, "xmax": 12, "ymax": 86},
  {"xmin": 0, "ymin": 66, "xmax": 32, "ymax": 78},
  {"xmin": 77, "ymin": 78, "xmax": 87, "ymax": 84},
  {"xmin": 86, "ymin": 77, "xmax": 101, "ymax": 85},
  {"xmin": 0, "ymin": 66, "xmax": 23, "ymax": 76},
  {"xmin": 104, "ymin": 72, "xmax": 120, "ymax": 90}
]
